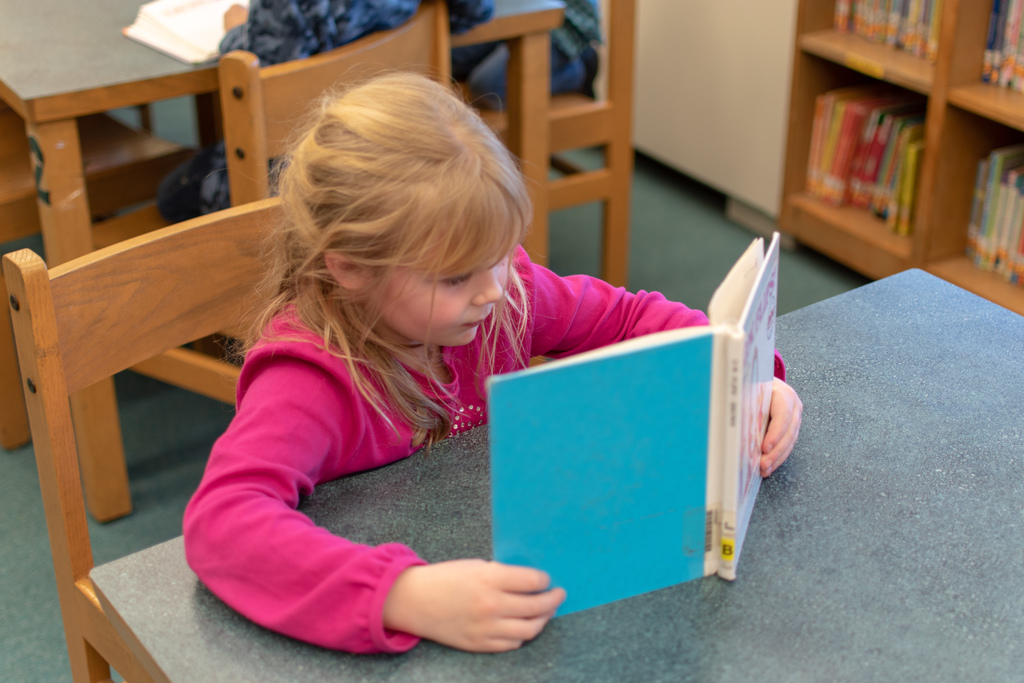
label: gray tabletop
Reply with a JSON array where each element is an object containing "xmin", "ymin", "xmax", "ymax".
[
  {"xmin": 91, "ymin": 269, "xmax": 1024, "ymax": 682},
  {"xmin": 0, "ymin": 0, "xmax": 210, "ymax": 105},
  {"xmin": 0, "ymin": 0, "xmax": 558, "ymax": 110}
]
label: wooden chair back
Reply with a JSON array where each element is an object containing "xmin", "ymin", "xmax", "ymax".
[
  {"xmin": 2, "ymin": 198, "xmax": 280, "ymax": 683},
  {"xmin": 47, "ymin": 2, "xmax": 453, "ymax": 524},
  {"xmin": 220, "ymin": 0, "xmax": 452, "ymax": 206},
  {"xmin": 473, "ymin": 0, "xmax": 636, "ymax": 287}
]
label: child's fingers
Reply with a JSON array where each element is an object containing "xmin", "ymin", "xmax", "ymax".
[
  {"xmin": 500, "ymin": 586, "xmax": 567, "ymax": 619},
  {"xmin": 486, "ymin": 562, "xmax": 553, "ymax": 593}
]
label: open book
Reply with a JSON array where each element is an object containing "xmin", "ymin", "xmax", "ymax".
[
  {"xmin": 487, "ymin": 232, "xmax": 780, "ymax": 616},
  {"xmin": 123, "ymin": 0, "xmax": 249, "ymax": 65}
]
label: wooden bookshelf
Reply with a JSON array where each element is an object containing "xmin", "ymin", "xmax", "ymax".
[{"xmin": 780, "ymin": 0, "xmax": 1024, "ymax": 317}]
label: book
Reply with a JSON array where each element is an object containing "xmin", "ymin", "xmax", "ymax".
[
  {"xmin": 995, "ymin": 170, "xmax": 1024, "ymax": 276},
  {"xmin": 966, "ymin": 158, "xmax": 991, "ymax": 260},
  {"xmin": 977, "ymin": 144, "xmax": 1024, "ymax": 269},
  {"xmin": 123, "ymin": 0, "xmax": 248, "ymax": 65},
  {"xmin": 870, "ymin": 113, "xmax": 924, "ymax": 216},
  {"xmin": 896, "ymin": 138, "xmax": 925, "ymax": 236},
  {"xmin": 984, "ymin": 0, "xmax": 1006, "ymax": 82},
  {"xmin": 487, "ymin": 234, "xmax": 781, "ymax": 616}
]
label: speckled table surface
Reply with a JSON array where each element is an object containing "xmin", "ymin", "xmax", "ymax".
[{"xmin": 91, "ymin": 269, "xmax": 1024, "ymax": 682}]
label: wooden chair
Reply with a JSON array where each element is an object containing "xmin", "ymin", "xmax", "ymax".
[
  {"xmin": 0, "ymin": 104, "xmax": 193, "ymax": 451},
  {"xmin": 469, "ymin": 0, "xmax": 636, "ymax": 287},
  {"xmin": 41, "ymin": 0, "xmax": 452, "ymax": 524},
  {"xmin": 3, "ymin": 197, "xmax": 279, "ymax": 683},
  {"xmin": 220, "ymin": 0, "xmax": 452, "ymax": 207}
]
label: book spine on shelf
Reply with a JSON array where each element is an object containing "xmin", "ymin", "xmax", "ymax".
[
  {"xmin": 896, "ymin": 139, "xmax": 925, "ymax": 236},
  {"xmin": 985, "ymin": 0, "xmax": 1007, "ymax": 83},
  {"xmin": 836, "ymin": 0, "xmax": 853, "ymax": 32},
  {"xmin": 926, "ymin": 0, "xmax": 943, "ymax": 61},
  {"xmin": 995, "ymin": 167, "xmax": 1024, "ymax": 273},
  {"xmin": 1000, "ymin": 0, "xmax": 1024, "ymax": 86},
  {"xmin": 888, "ymin": 0, "xmax": 907, "ymax": 46},
  {"xmin": 966, "ymin": 158, "xmax": 990, "ymax": 261},
  {"xmin": 806, "ymin": 95, "xmax": 829, "ymax": 197}
]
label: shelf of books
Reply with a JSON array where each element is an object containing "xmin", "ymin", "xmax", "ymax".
[{"xmin": 781, "ymin": 0, "xmax": 1024, "ymax": 317}]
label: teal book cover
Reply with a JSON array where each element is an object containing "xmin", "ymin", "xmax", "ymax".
[{"xmin": 487, "ymin": 330, "xmax": 714, "ymax": 616}]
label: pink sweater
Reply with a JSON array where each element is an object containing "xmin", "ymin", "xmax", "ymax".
[{"xmin": 183, "ymin": 248, "xmax": 783, "ymax": 653}]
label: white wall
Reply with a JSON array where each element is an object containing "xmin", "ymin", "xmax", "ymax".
[{"xmin": 633, "ymin": 0, "xmax": 797, "ymax": 218}]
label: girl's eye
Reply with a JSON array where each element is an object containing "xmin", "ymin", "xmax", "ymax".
[{"xmin": 443, "ymin": 273, "xmax": 471, "ymax": 286}]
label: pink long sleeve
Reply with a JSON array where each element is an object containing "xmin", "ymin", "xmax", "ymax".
[{"xmin": 183, "ymin": 247, "xmax": 782, "ymax": 654}]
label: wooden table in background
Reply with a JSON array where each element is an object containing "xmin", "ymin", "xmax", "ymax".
[{"xmin": 0, "ymin": 0, "xmax": 564, "ymax": 521}]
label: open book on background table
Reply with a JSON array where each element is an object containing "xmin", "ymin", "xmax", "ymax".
[
  {"xmin": 487, "ymin": 232, "xmax": 780, "ymax": 616},
  {"xmin": 123, "ymin": 0, "xmax": 249, "ymax": 65}
]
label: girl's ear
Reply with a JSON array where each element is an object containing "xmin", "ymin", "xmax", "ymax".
[{"xmin": 324, "ymin": 253, "xmax": 369, "ymax": 290}]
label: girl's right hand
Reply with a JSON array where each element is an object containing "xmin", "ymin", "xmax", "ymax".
[{"xmin": 382, "ymin": 559, "xmax": 566, "ymax": 652}]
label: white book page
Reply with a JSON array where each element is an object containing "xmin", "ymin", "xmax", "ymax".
[
  {"xmin": 128, "ymin": 0, "xmax": 249, "ymax": 62},
  {"xmin": 708, "ymin": 237, "xmax": 764, "ymax": 326}
]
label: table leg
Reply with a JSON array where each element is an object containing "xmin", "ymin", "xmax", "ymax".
[
  {"xmin": 0, "ymin": 275, "xmax": 30, "ymax": 450},
  {"xmin": 28, "ymin": 119, "xmax": 132, "ymax": 521},
  {"xmin": 505, "ymin": 31, "xmax": 551, "ymax": 267}
]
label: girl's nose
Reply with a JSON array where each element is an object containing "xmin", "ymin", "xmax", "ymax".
[{"xmin": 472, "ymin": 269, "xmax": 504, "ymax": 306}]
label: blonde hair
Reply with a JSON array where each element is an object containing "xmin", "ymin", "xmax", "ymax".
[{"xmin": 247, "ymin": 72, "xmax": 532, "ymax": 447}]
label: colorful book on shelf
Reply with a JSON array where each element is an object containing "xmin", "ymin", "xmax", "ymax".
[
  {"xmin": 895, "ymin": 138, "xmax": 925, "ymax": 236},
  {"xmin": 879, "ymin": 120, "xmax": 924, "ymax": 223},
  {"xmin": 836, "ymin": 0, "xmax": 853, "ymax": 32},
  {"xmin": 984, "ymin": 0, "xmax": 1007, "ymax": 83},
  {"xmin": 1000, "ymin": 0, "xmax": 1024, "ymax": 86},
  {"xmin": 887, "ymin": 0, "xmax": 907, "ymax": 46},
  {"xmin": 123, "ymin": 0, "xmax": 248, "ymax": 65},
  {"xmin": 1013, "ymin": 12, "xmax": 1024, "ymax": 90},
  {"xmin": 821, "ymin": 91, "xmax": 895, "ymax": 205},
  {"xmin": 850, "ymin": 103, "xmax": 925, "ymax": 209},
  {"xmin": 977, "ymin": 144, "xmax": 1024, "ymax": 270},
  {"xmin": 926, "ymin": 0, "xmax": 943, "ymax": 61},
  {"xmin": 966, "ymin": 158, "xmax": 991, "ymax": 261},
  {"xmin": 905, "ymin": 0, "xmax": 929, "ymax": 51},
  {"xmin": 868, "ymin": 113, "xmax": 925, "ymax": 215},
  {"xmin": 488, "ymin": 234, "xmax": 781, "ymax": 615},
  {"xmin": 995, "ymin": 170, "xmax": 1024, "ymax": 276},
  {"xmin": 807, "ymin": 86, "xmax": 894, "ymax": 202},
  {"xmin": 834, "ymin": 92, "xmax": 910, "ymax": 205}
]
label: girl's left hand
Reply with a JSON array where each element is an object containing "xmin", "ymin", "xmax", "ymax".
[{"xmin": 760, "ymin": 378, "xmax": 803, "ymax": 477}]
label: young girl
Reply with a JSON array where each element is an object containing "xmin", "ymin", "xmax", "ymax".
[{"xmin": 183, "ymin": 72, "xmax": 803, "ymax": 656}]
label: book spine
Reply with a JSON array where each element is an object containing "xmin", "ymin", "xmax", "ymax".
[
  {"xmin": 897, "ymin": 139, "xmax": 924, "ymax": 236},
  {"xmin": 1001, "ymin": 0, "xmax": 1024, "ymax": 86},
  {"xmin": 927, "ymin": 0, "xmax": 943, "ymax": 61},
  {"xmin": 966, "ymin": 158, "xmax": 990, "ymax": 261},
  {"xmin": 836, "ymin": 0, "xmax": 853, "ymax": 32},
  {"xmin": 985, "ymin": 0, "xmax": 1007, "ymax": 82},
  {"xmin": 716, "ymin": 330, "xmax": 745, "ymax": 582},
  {"xmin": 995, "ymin": 167, "xmax": 1024, "ymax": 273},
  {"xmin": 704, "ymin": 333, "xmax": 729, "ymax": 577},
  {"xmin": 1005, "ymin": 176, "xmax": 1024, "ymax": 280},
  {"xmin": 806, "ymin": 95, "xmax": 828, "ymax": 196}
]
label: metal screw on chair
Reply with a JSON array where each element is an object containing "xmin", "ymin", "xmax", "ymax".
[
  {"xmin": 8, "ymin": 294, "xmax": 18, "ymax": 311},
  {"xmin": 232, "ymin": 86, "xmax": 244, "ymax": 99},
  {"xmin": 26, "ymin": 378, "xmax": 36, "ymax": 394},
  {"xmin": 235, "ymin": 148, "xmax": 245, "ymax": 160}
]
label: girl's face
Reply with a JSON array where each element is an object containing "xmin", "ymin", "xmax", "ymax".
[{"xmin": 377, "ymin": 256, "xmax": 510, "ymax": 355}]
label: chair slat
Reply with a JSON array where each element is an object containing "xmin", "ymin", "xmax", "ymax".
[{"xmin": 49, "ymin": 199, "xmax": 278, "ymax": 396}]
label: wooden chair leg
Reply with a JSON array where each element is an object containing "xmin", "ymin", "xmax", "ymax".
[
  {"xmin": 0, "ymin": 275, "xmax": 30, "ymax": 450},
  {"xmin": 70, "ymin": 380, "xmax": 133, "ymax": 522}
]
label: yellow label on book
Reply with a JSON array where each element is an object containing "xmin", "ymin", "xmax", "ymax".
[
  {"xmin": 844, "ymin": 53, "xmax": 885, "ymax": 79},
  {"xmin": 721, "ymin": 538, "xmax": 735, "ymax": 561}
]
